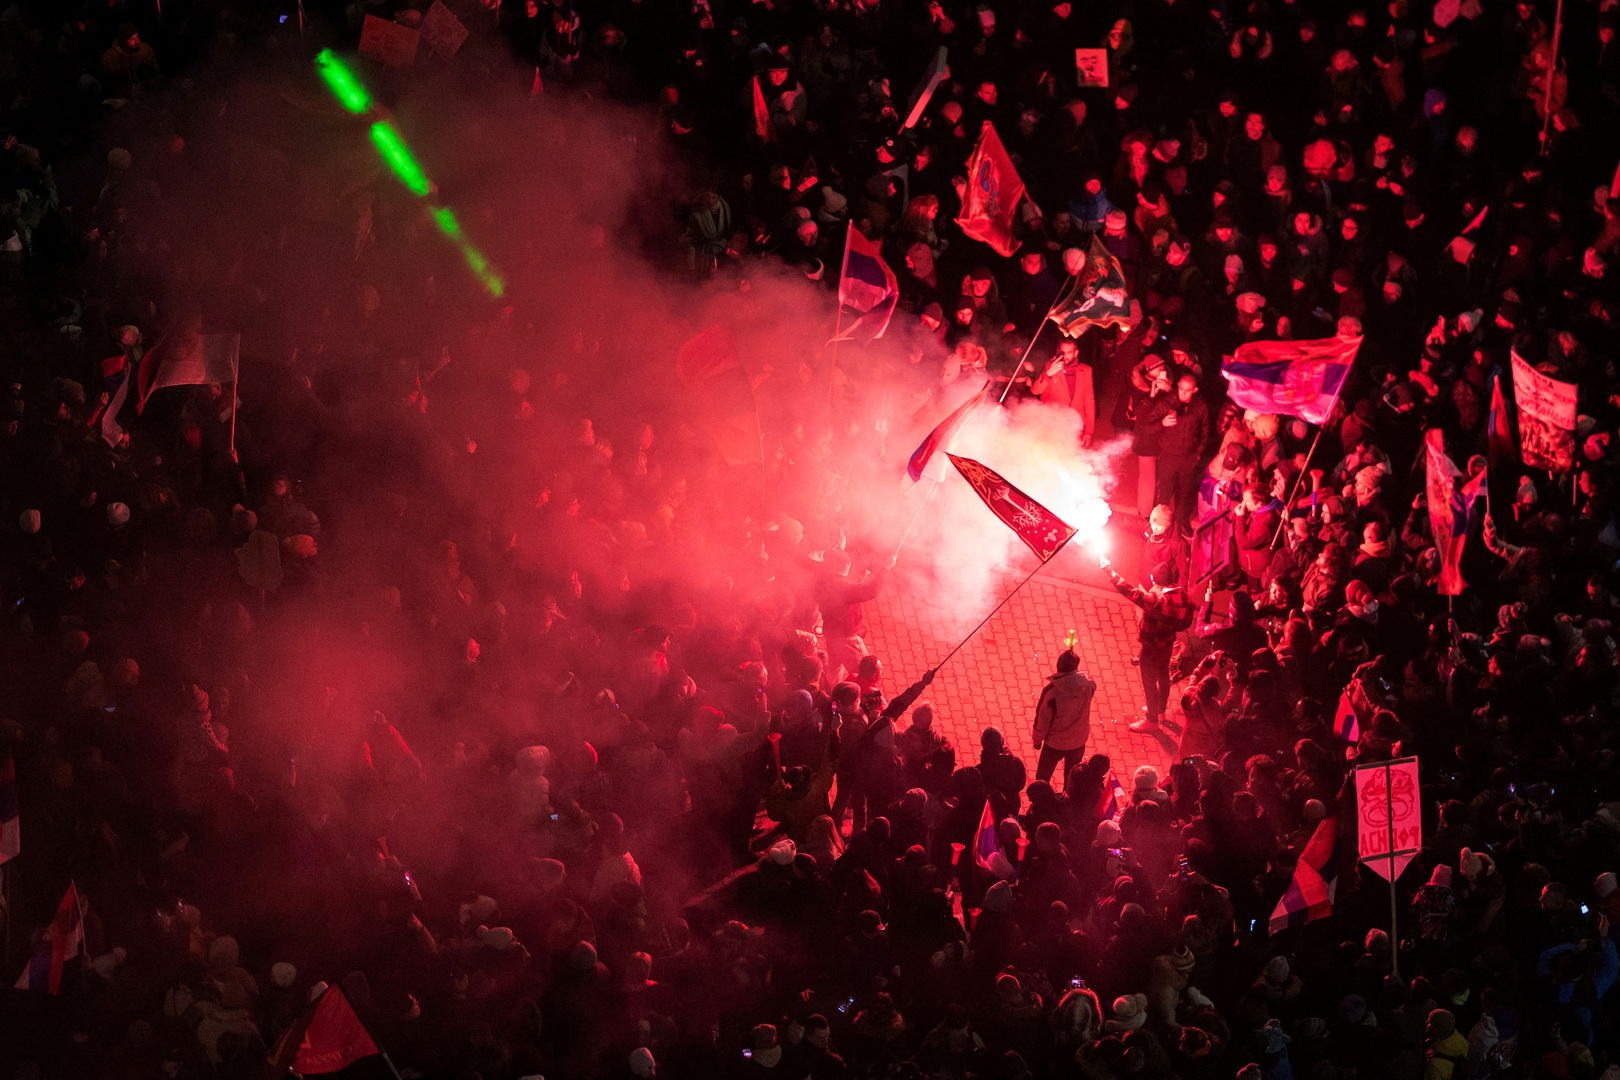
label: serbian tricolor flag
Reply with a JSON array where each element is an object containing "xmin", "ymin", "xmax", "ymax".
[
  {"xmin": 839, "ymin": 223, "xmax": 899, "ymax": 340},
  {"xmin": 956, "ymin": 122, "xmax": 1025, "ymax": 257},
  {"xmin": 270, "ymin": 985, "xmax": 382, "ymax": 1075},
  {"xmin": 1221, "ymin": 335, "xmax": 1361, "ymax": 425},
  {"xmin": 1050, "ymin": 234, "xmax": 1131, "ymax": 338},
  {"xmin": 0, "ymin": 752, "xmax": 17, "ymax": 865},
  {"xmin": 137, "ymin": 318, "xmax": 240, "ymax": 412},
  {"xmin": 1269, "ymin": 811, "xmax": 1344, "ymax": 935},
  {"xmin": 15, "ymin": 882, "xmax": 85, "ymax": 993},
  {"xmin": 972, "ymin": 797, "xmax": 1016, "ymax": 879},
  {"xmin": 907, "ymin": 383, "xmax": 986, "ymax": 482},
  {"xmin": 1486, "ymin": 371, "xmax": 1513, "ymax": 468},
  {"xmin": 1093, "ymin": 772, "xmax": 1127, "ymax": 822},
  {"xmin": 1425, "ymin": 429, "xmax": 1487, "ymax": 596},
  {"xmin": 949, "ymin": 454, "xmax": 1077, "ymax": 562},
  {"xmin": 1332, "ymin": 687, "xmax": 1361, "ymax": 743}
]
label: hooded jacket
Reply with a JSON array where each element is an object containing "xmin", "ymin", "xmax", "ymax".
[{"xmin": 1034, "ymin": 670, "xmax": 1097, "ymax": 751}]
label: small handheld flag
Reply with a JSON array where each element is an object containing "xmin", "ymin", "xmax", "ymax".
[{"xmin": 907, "ymin": 384, "xmax": 986, "ymax": 482}]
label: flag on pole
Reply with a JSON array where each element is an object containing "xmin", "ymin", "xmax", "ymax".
[
  {"xmin": 1268, "ymin": 811, "xmax": 1344, "ymax": 934},
  {"xmin": 902, "ymin": 47, "xmax": 949, "ymax": 129},
  {"xmin": 907, "ymin": 383, "xmax": 986, "ymax": 482},
  {"xmin": 948, "ymin": 454, "xmax": 1077, "ymax": 562},
  {"xmin": 15, "ymin": 882, "xmax": 85, "ymax": 993},
  {"xmin": 99, "ymin": 353, "xmax": 141, "ymax": 448},
  {"xmin": 1220, "ymin": 335, "xmax": 1362, "ymax": 425},
  {"xmin": 972, "ymin": 797, "xmax": 1016, "ymax": 879},
  {"xmin": 752, "ymin": 76, "xmax": 773, "ymax": 143},
  {"xmin": 1425, "ymin": 429, "xmax": 1487, "ymax": 596},
  {"xmin": 270, "ymin": 985, "xmax": 382, "ymax": 1075},
  {"xmin": 1332, "ymin": 687, "xmax": 1361, "ymax": 743},
  {"xmin": 0, "ymin": 751, "xmax": 18, "ymax": 864},
  {"xmin": 838, "ymin": 223, "xmax": 899, "ymax": 340},
  {"xmin": 1049, "ymin": 234, "xmax": 1132, "ymax": 338},
  {"xmin": 1486, "ymin": 370, "xmax": 1513, "ymax": 468},
  {"xmin": 955, "ymin": 122, "xmax": 1025, "ymax": 257},
  {"xmin": 137, "ymin": 322, "xmax": 240, "ymax": 411}
]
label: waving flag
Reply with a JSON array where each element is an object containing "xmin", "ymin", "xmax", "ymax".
[
  {"xmin": 1486, "ymin": 371, "xmax": 1513, "ymax": 468},
  {"xmin": 948, "ymin": 454, "xmax": 1077, "ymax": 562},
  {"xmin": 907, "ymin": 383, "xmax": 986, "ymax": 482},
  {"xmin": 903, "ymin": 47, "xmax": 949, "ymax": 129},
  {"xmin": 972, "ymin": 797, "xmax": 1016, "ymax": 879},
  {"xmin": 137, "ymin": 321, "xmax": 240, "ymax": 411},
  {"xmin": 956, "ymin": 122, "xmax": 1025, "ymax": 257},
  {"xmin": 1221, "ymin": 335, "xmax": 1361, "ymax": 425},
  {"xmin": 1269, "ymin": 811, "xmax": 1343, "ymax": 935},
  {"xmin": 98, "ymin": 353, "xmax": 140, "ymax": 448},
  {"xmin": 1094, "ymin": 772, "xmax": 1127, "ymax": 822},
  {"xmin": 1332, "ymin": 687, "xmax": 1361, "ymax": 743},
  {"xmin": 271, "ymin": 985, "xmax": 382, "ymax": 1075},
  {"xmin": 751, "ymin": 77, "xmax": 773, "ymax": 143},
  {"xmin": 1425, "ymin": 429, "xmax": 1487, "ymax": 596},
  {"xmin": 15, "ymin": 882, "xmax": 85, "ymax": 993},
  {"xmin": 839, "ymin": 223, "xmax": 899, "ymax": 340},
  {"xmin": 0, "ymin": 752, "xmax": 17, "ymax": 864},
  {"xmin": 1050, "ymin": 234, "xmax": 1132, "ymax": 337}
]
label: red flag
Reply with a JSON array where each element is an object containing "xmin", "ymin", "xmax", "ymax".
[
  {"xmin": 948, "ymin": 454, "xmax": 1076, "ymax": 562},
  {"xmin": 1486, "ymin": 371, "xmax": 1513, "ymax": 468},
  {"xmin": 1425, "ymin": 429, "xmax": 1486, "ymax": 596},
  {"xmin": 907, "ymin": 383, "xmax": 986, "ymax": 482},
  {"xmin": 752, "ymin": 77, "xmax": 773, "ymax": 143},
  {"xmin": 955, "ymin": 122, "xmax": 1025, "ymax": 256},
  {"xmin": 1332, "ymin": 687, "xmax": 1361, "ymax": 743},
  {"xmin": 271, "ymin": 986, "xmax": 381, "ymax": 1074},
  {"xmin": 972, "ymin": 798, "xmax": 1015, "ymax": 878}
]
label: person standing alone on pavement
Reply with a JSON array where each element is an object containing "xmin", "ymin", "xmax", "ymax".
[
  {"xmin": 1101, "ymin": 558, "xmax": 1192, "ymax": 734},
  {"xmin": 1032, "ymin": 649, "xmax": 1095, "ymax": 790}
]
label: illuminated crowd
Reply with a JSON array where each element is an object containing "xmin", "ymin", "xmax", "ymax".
[{"xmin": 1, "ymin": 0, "xmax": 1619, "ymax": 1077}]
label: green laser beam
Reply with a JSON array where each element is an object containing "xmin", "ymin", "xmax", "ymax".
[
  {"xmin": 316, "ymin": 53, "xmax": 505, "ymax": 296},
  {"xmin": 315, "ymin": 49, "xmax": 372, "ymax": 114}
]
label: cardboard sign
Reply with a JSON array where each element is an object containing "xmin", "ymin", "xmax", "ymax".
[
  {"xmin": 359, "ymin": 15, "xmax": 420, "ymax": 69},
  {"xmin": 1511, "ymin": 349, "xmax": 1577, "ymax": 472},
  {"xmin": 422, "ymin": 1, "xmax": 469, "ymax": 56},
  {"xmin": 1355, "ymin": 756, "xmax": 1421, "ymax": 881},
  {"xmin": 1075, "ymin": 48, "xmax": 1109, "ymax": 88}
]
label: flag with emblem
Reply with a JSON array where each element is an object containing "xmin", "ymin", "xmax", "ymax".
[
  {"xmin": 1221, "ymin": 335, "xmax": 1361, "ymax": 425},
  {"xmin": 948, "ymin": 454, "xmax": 1076, "ymax": 562},
  {"xmin": 270, "ymin": 985, "xmax": 382, "ymax": 1074},
  {"xmin": 955, "ymin": 122, "xmax": 1025, "ymax": 257},
  {"xmin": 1049, "ymin": 234, "xmax": 1132, "ymax": 337}
]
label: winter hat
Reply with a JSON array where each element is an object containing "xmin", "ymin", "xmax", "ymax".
[
  {"xmin": 1106, "ymin": 993, "xmax": 1148, "ymax": 1032},
  {"xmin": 1338, "ymin": 995, "xmax": 1370, "ymax": 1024},
  {"xmin": 1597, "ymin": 872, "xmax": 1619, "ymax": 898},
  {"xmin": 1237, "ymin": 1066, "xmax": 1263, "ymax": 1080},
  {"xmin": 271, "ymin": 963, "xmax": 297, "ymax": 988},
  {"xmin": 1257, "ymin": 1019, "xmax": 1291, "ymax": 1054},
  {"xmin": 208, "ymin": 936, "xmax": 241, "ymax": 971},
  {"xmin": 1459, "ymin": 848, "xmax": 1484, "ymax": 879},
  {"xmin": 1365, "ymin": 928, "xmax": 1390, "ymax": 952},
  {"xmin": 107, "ymin": 502, "xmax": 130, "ymax": 527},
  {"xmin": 465, "ymin": 895, "xmax": 499, "ymax": 925},
  {"xmin": 1296, "ymin": 1017, "xmax": 1328, "ymax": 1040},
  {"xmin": 1179, "ymin": 1027, "xmax": 1211, "ymax": 1057},
  {"xmin": 1426, "ymin": 1009, "xmax": 1456, "ymax": 1039},
  {"xmin": 768, "ymin": 839, "xmax": 797, "ymax": 865},
  {"xmin": 1428, "ymin": 865, "xmax": 1453, "ymax": 888},
  {"xmin": 1303, "ymin": 799, "xmax": 1326, "ymax": 822},
  {"xmin": 1133, "ymin": 765, "xmax": 1160, "ymax": 794},
  {"xmin": 984, "ymin": 879, "xmax": 1014, "ymax": 913},
  {"xmin": 91, "ymin": 947, "xmax": 127, "ymax": 980},
  {"xmin": 482, "ymin": 926, "xmax": 515, "ymax": 950},
  {"xmin": 629, "ymin": 1047, "xmax": 657, "ymax": 1078},
  {"xmin": 18, "ymin": 509, "xmax": 40, "ymax": 534},
  {"xmin": 569, "ymin": 940, "xmax": 599, "ymax": 971},
  {"xmin": 1184, "ymin": 986, "xmax": 1213, "ymax": 1008},
  {"xmin": 785, "ymin": 690, "xmax": 816, "ymax": 723},
  {"xmin": 1097, "ymin": 819, "xmax": 1124, "ymax": 847},
  {"xmin": 1264, "ymin": 956, "xmax": 1291, "ymax": 984}
]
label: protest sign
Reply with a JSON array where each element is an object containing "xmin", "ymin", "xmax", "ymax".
[
  {"xmin": 1511, "ymin": 349, "xmax": 1577, "ymax": 471},
  {"xmin": 1354, "ymin": 756, "xmax": 1421, "ymax": 881},
  {"xmin": 1075, "ymin": 48, "xmax": 1109, "ymax": 88},
  {"xmin": 422, "ymin": 1, "xmax": 470, "ymax": 56},
  {"xmin": 360, "ymin": 15, "xmax": 420, "ymax": 69}
]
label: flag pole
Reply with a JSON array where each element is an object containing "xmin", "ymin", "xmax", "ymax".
[
  {"xmin": 998, "ymin": 277, "xmax": 1075, "ymax": 406},
  {"xmin": 1386, "ymin": 765, "xmax": 1400, "ymax": 980},
  {"xmin": 827, "ymin": 307, "xmax": 845, "ymax": 410},
  {"xmin": 892, "ymin": 476, "xmax": 942, "ymax": 561},
  {"xmin": 932, "ymin": 548, "xmax": 1063, "ymax": 672},
  {"xmin": 1269, "ymin": 345, "xmax": 1357, "ymax": 548},
  {"xmin": 1540, "ymin": 0, "xmax": 1564, "ymax": 149}
]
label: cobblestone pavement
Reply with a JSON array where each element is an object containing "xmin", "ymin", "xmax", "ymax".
[{"xmin": 863, "ymin": 560, "xmax": 1179, "ymax": 794}]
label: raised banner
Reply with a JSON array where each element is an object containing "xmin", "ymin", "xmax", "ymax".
[
  {"xmin": 1075, "ymin": 48, "xmax": 1109, "ymax": 87},
  {"xmin": 948, "ymin": 454, "xmax": 1076, "ymax": 562},
  {"xmin": 1354, "ymin": 756, "xmax": 1421, "ymax": 881},
  {"xmin": 1511, "ymin": 349, "xmax": 1577, "ymax": 471},
  {"xmin": 422, "ymin": 1, "xmax": 470, "ymax": 56},
  {"xmin": 359, "ymin": 15, "xmax": 420, "ymax": 69}
]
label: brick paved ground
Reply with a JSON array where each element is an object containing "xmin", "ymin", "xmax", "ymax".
[{"xmin": 864, "ymin": 558, "xmax": 1179, "ymax": 795}]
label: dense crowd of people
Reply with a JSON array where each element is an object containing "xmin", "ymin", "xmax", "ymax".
[{"xmin": 2, "ymin": 0, "xmax": 1620, "ymax": 1077}]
